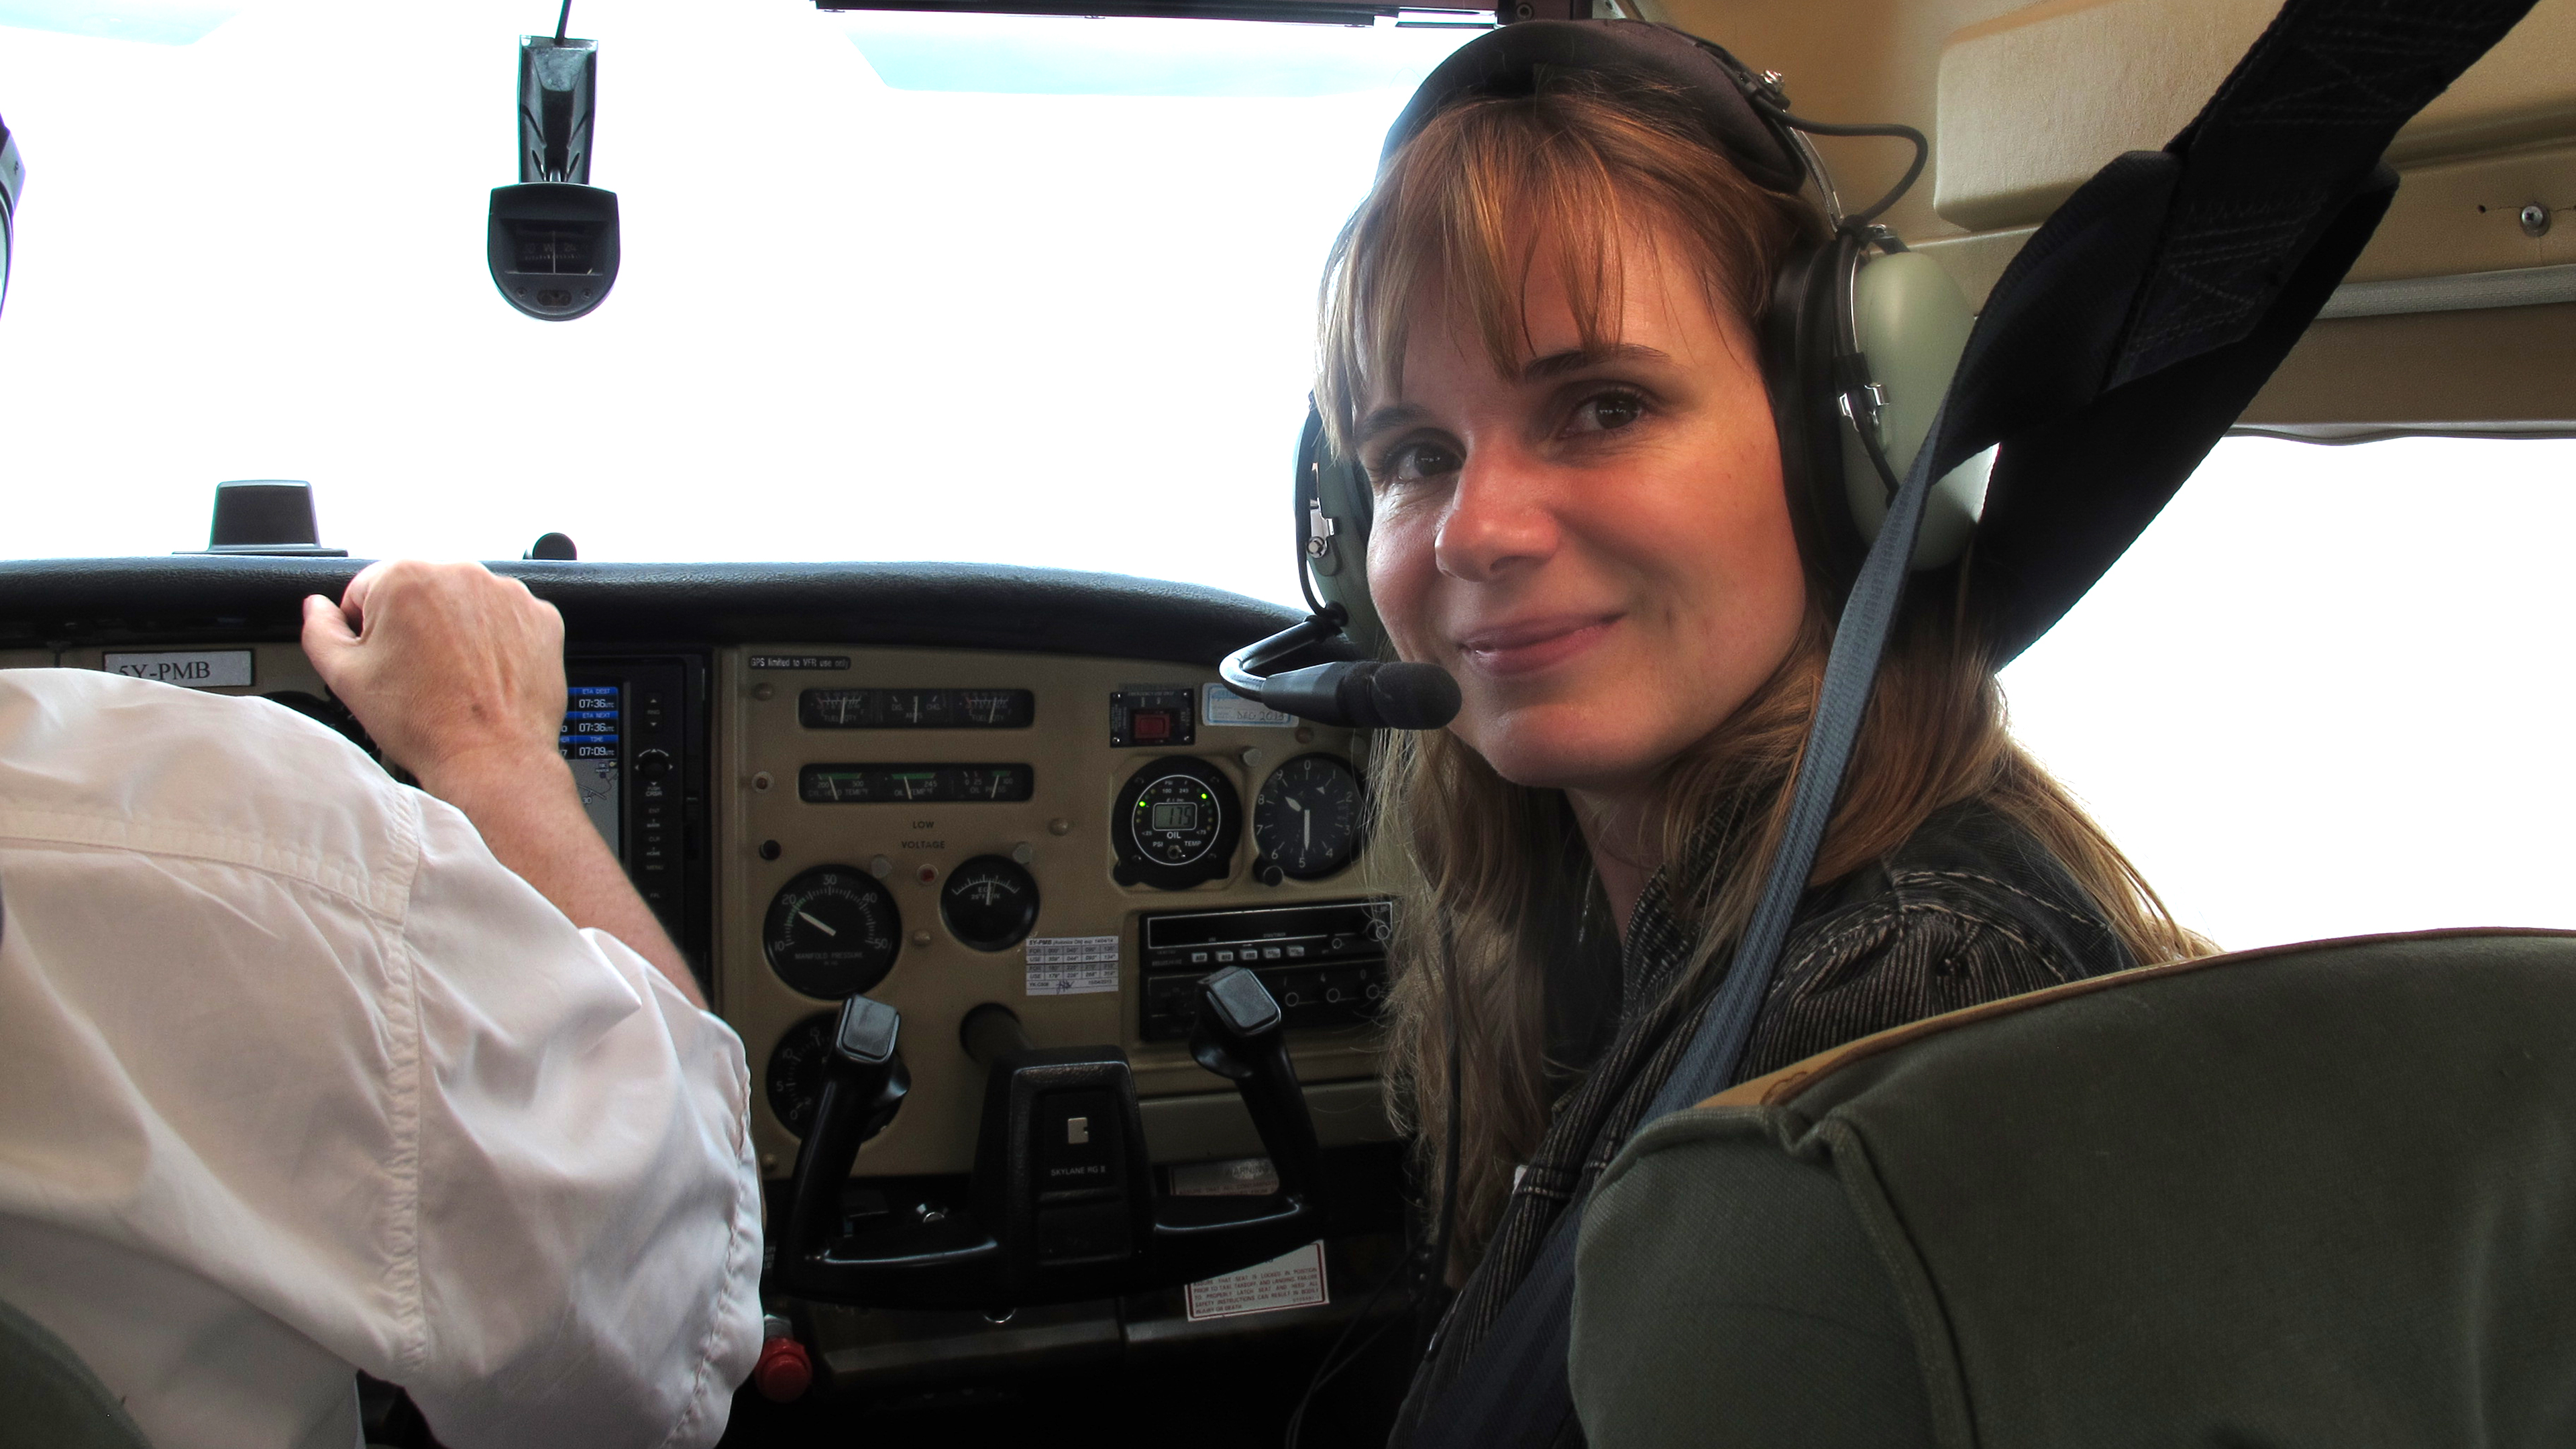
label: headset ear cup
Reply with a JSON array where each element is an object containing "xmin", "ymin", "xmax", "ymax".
[
  {"xmin": 1840, "ymin": 250, "xmax": 1991, "ymax": 570},
  {"xmin": 1766, "ymin": 236, "xmax": 1870, "ymax": 595},
  {"xmin": 1297, "ymin": 406, "xmax": 1388, "ymax": 659}
]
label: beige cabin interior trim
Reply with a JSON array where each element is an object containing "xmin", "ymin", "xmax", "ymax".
[
  {"xmin": 1655, "ymin": 0, "xmax": 2576, "ymax": 426},
  {"xmin": 1933, "ymin": 0, "xmax": 2576, "ymax": 235}
]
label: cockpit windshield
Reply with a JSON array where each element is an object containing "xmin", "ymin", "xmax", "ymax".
[
  {"xmin": 0, "ymin": 0, "xmax": 1482, "ymax": 595},
  {"xmin": 0, "ymin": 0, "xmax": 2569, "ymax": 957}
]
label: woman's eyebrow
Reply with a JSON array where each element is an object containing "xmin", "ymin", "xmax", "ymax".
[
  {"xmin": 1354, "ymin": 402, "xmax": 1430, "ymax": 443},
  {"xmin": 1521, "ymin": 343, "xmax": 1672, "ymax": 382}
]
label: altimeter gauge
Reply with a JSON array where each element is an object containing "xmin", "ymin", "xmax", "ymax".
[
  {"xmin": 763, "ymin": 864, "xmax": 902, "ymax": 998},
  {"xmin": 1252, "ymin": 753, "xmax": 1363, "ymax": 880},
  {"xmin": 941, "ymin": 855, "xmax": 1041, "ymax": 951}
]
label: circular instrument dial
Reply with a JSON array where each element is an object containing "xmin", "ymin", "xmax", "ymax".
[
  {"xmin": 763, "ymin": 1011, "xmax": 837, "ymax": 1137},
  {"xmin": 763, "ymin": 864, "xmax": 902, "ymax": 999},
  {"xmin": 1111, "ymin": 756, "xmax": 1242, "ymax": 890},
  {"xmin": 1132, "ymin": 772, "xmax": 1223, "ymax": 866},
  {"xmin": 941, "ymin": 855, "xmax": 1041, "ymax": 951},
  {"xmin": 1252, "ymin": 753, "xmax": 1363, "ymax": 879}
]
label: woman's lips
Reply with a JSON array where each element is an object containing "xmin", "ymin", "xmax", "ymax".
[{"xmin": 1454, "ymin": 613, "xmax": 1621, "ymax": 679}]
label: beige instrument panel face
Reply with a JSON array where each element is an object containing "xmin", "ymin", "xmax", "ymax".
[{"xmin": 722, "ymin": 645, "xmax": 1390, "ymax": 1181}]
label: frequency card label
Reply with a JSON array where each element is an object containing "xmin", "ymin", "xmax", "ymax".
[{"xmin": 1025, "ymin": 935, "xmax": 1119, "ymax": 996}]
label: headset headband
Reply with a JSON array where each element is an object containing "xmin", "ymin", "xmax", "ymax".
[{"xmin": 1381, "ymin": 20, "xmax": 1807, "ymax": 197}]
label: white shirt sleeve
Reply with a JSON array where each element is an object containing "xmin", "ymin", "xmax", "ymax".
[
  {"xmin": 395, "ymin": 796, "xmax": 763, "ymax": 1449},
  {"xmin": 0, "ymin": 670, "xmax": 761, "ymax": 1449}
]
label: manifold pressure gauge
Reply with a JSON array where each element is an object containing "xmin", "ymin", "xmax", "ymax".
[
  {"xmin": 1252, "ymin": 752, "xmax": 1363, "ymax": 880},
  {"xmin": 763, "ymin": 864, "xmax": 902, "ymax": 998},
  {"xmin": 941, "ymin": 855, "xmax": 1040, "ymax": 951},
  {"xmin": 1112, "ymin": 756, "xmax": 1240, "ymax": 890}
]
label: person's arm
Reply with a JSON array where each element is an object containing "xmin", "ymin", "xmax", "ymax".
[{"xmin": 301, "ymin": 559, "xmax": 704, "ymax": 1009}]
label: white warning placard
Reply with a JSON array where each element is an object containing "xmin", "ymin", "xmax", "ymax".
[
  {"xmin": 1185, "ymin": 1241, "xmax": 1329, "ymax": 1322},
  {"xmin": 1202, "ymin": 682, "xmax": 1295, "ymax": 728},
  {"xmin": 1024, "ymin": 935, "xmax": 1118, "ymax": 996}
]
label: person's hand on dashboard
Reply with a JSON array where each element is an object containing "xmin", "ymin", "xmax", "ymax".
[
  {"xmin": 301, "ymin": 561, "xmax": 703, "ymax": 1007},
  {"xmin": 301, "ymin": 559, "xmax": 566, "ymax": 794}
]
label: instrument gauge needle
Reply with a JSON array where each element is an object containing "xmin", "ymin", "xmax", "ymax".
[{"xmin": 798, "ymin": 910, "xmax": 838, "ymax": 936}]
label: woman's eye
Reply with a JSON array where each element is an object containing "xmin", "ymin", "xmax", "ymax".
[
  {"xmin": 1374, "ymin": 440, "xmax": 1461, "ymax": 487},
  {"xmin": 1566, "ymin": 390, "xmax": 1647, "ymax": 435}
]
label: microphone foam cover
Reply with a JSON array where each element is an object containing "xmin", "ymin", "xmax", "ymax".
[{"xmin": 1351, "ymin": 661, "xmax": 1462, "ymax": 731}]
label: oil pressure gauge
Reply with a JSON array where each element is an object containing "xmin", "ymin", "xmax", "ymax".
[
  {"xmin": 1252, "ymin": 753, "xmax": 1363, "ymax": 880},
  {"xmin": 763, "ymin": 864, "xmax": 902, "ymax": 998},
  {"xmin": 1111, "ymin": 756, "xmax": 1240, "ymax": 890},
  {"xmin": 941, "ymin": 855, "xmax": 1040, "ymax": 951}
]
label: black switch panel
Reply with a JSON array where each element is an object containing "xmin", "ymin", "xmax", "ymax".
[{"xmin": 1142, "ymin": 960, "xmax": 1387, "ymax": 1042}]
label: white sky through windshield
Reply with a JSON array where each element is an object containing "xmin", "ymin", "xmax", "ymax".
[
  {"xmin": 0, "ymin": 3, "xmax": 2567, "ymax": 955},
  {"xmin": 0, "ymin": 1, "xmax": 1474, "ymax": 590}
]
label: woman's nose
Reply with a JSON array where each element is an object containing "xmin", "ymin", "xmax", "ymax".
[{"xmin": 1433, "ymin": 445, "xmax": 1559, "ymax": 584}]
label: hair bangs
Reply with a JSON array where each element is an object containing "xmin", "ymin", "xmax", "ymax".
[{"xmin": 1318, "ymin": 83, "xmax": 1807, "ymax": 460}]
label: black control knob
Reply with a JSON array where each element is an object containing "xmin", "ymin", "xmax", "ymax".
[{"xmin": 636, "ymin": 747, "xmax": 674, "ymax": 779}]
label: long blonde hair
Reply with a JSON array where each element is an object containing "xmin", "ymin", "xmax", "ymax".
[{"xmin": 1320, "ymin": 78, "xmax": 2210, "ymax": 1264}]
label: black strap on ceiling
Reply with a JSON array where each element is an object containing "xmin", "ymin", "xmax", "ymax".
[{"xmin": 1401, "ymin": 1, "xmax": 2538, "ymax": 1444}]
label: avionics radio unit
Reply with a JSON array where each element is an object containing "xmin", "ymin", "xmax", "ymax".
[{"xmin": 1137, "ymin": 898, "xmax": 1393, "ymax": 1041}]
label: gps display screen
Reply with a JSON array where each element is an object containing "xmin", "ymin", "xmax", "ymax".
[{"xmin": 562, "ymin": 683, "xmax": 621, "ymax": 853}]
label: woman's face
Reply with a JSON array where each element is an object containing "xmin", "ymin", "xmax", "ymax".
[{"xmin": 1358, "ymin": 228, "xmax": 1808, "ymax": 799}]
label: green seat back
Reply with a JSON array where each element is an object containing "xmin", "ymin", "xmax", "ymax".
[
  {"xmin": 0, "ymin": 1295, "xmax": 153, "ymax": 1449},
  {"xmin": 1571, "ymin": 929, "xmax": 2576, "ymax": 1449}
]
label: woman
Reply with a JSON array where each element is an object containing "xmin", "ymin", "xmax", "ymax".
[{"xmin": 1311, "ymin": 40, "xmax": 2209, "ymax": 1432}]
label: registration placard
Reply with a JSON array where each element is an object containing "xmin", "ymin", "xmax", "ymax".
[{"xmin": 103, "ymin": 650, "xmax": 253, "ymax": 689}]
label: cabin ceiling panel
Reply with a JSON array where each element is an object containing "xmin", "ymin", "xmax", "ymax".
[{"xmin": 1933, "ymin": 0, "xmax": 2576, "ymax": 236}]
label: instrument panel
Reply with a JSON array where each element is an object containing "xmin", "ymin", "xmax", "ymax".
[
  {"xmin": 0, "ymin": 625, "xmax": 1401, "ymax": 1189},
  {"xmin": 720, "ymin": 645, "xmax": 1392, "ymax": 1183}
]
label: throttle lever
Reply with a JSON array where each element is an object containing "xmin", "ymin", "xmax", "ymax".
[
  {"xmin": 782, "ymin": 996, "xmax": 909, "ymax": 1265},
  {"xmin": 832, "ymin": 995, "xmax": 911, "ymax": 1141},
  {"xmin": 1188, "ymin": 967, "xmax": 1322, "ymax": 1201}
]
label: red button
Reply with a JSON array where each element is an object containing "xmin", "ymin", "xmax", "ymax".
[{"xmin": 754, "ymin": 1336, "xmax": 812, "ymax": 1402}]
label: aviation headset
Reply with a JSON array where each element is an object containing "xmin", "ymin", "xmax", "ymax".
[{"xmin": 1226, "ymin": 19, "xmax": 1992, "ymax": 728}]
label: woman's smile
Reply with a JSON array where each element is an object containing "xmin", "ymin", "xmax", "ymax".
[{"xmin": 1453, "ymin": 611, "xmax": 1625, "ymax": 678}]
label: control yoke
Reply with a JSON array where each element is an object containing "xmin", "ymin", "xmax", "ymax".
[{"xmin": 775, "ymin": 968, "xmax": 1328, "ymax": 1310}]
